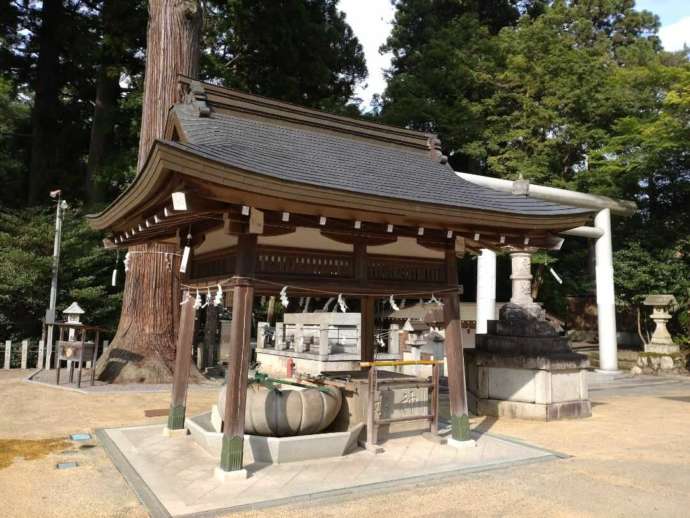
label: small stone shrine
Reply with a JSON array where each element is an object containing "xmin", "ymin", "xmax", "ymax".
[{"xmin": 467, "ymin": 252, "xmax": 591, "ymax": 420}]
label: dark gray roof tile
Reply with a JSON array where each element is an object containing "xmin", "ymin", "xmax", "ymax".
[{"xmin": 171, "ymin": 106, "xmax": 589, "ymax": 216}]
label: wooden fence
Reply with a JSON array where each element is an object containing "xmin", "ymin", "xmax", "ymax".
[{"xmin": 1, "ymin": 339, "xmax": 109, "ymax": 370}]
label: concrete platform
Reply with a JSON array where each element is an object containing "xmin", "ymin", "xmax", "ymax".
[{"xmin": 98, "ymin": 423, "xmax": 563, "ymax": 517}]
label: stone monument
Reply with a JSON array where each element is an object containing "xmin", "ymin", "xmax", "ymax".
[
  {"xmin": 642, "ymin": 294, "xmax": 679, "ymax": 354},
  {"xmin": 467, "ymin": 251, "xmax": 591, "ymax": 420}
]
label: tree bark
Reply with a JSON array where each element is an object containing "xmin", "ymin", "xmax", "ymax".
[
  {"xmin": 101, "ymin": 0, "xmax": 203, "ymax": 383},
  {"xmin": 137, "ymin": 0, "xmax": 202, "ymax": 171},
  {"xmin": 28, "ymin": 0, "xmax": 62, "ymax": 205},
  {"xmin": 96, "ymin": 242, "xmax": 182, "ymax": 382},
  {"xmin": 86, "ymin": 0, "xmax": 121, "ymax": 205}
]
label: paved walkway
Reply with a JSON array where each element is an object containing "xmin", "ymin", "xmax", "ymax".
[{"xmin": 101, "ymin": 423, "xmax": 559, "ymax": 517}]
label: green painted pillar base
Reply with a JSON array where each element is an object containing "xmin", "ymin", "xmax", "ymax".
[
  {"xmin": 450, "ymin": 414, "xmax": 470, "ymax": 441},
  {"xmin": 167, "ymin": 404, "xmax": 186, "ymax": 430},
  {"xmin": 219, "ymin": 435, "xmax": 244, "ymax": 472}
]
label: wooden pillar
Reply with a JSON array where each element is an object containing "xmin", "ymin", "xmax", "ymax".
[
  {"xmin": 219, "ymin": 233, "xmax": 257, "ymax": 473},
  {"xmin": 354, "ymin": 238, "xmax": 376, "ymax": 364},
  {"xmin": 361, "ymin": 296, "xmax": 376, "ymax": 363},
  {"xmin": 167, "ymin": 289, "xmax": 196, "ymax": 431},
  {"xmin": 443, "ymin": 248, "xmax": 470, "ymax": 441}
]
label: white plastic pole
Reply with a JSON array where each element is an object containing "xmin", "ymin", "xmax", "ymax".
[
  {"xmin": 476, "ymin": 249, "xmax": 497, "ymax": 334},
  {"xmin": 594, "ymin": 209, "xmax": 619, "ymax": 372}
]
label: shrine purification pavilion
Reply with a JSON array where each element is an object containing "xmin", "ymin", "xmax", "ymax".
[{"xmin": 88, "ymin": 77, "xmax": 592, "ymax": 476}]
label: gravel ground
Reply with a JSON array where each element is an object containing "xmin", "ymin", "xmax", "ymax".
[{"xmin": 2, "ymin": 369, "xmax": 690, "ymax": 517}]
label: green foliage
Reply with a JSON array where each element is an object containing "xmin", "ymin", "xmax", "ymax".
[
  {"xmin": 203, "ymin": 0, "xmax": 367, "ymax": 113},
  {"xmin": 382, "ymin": 0, "xmax": 690, "ymax": 337},
  {"xmin": 0, "ymin": 207, "xmax": 121, "ymax": 341},
  {"xmin": 0, "ymin": 0, "xmax": 368, "ymax": 341},
  {"xmin": 0, "ymin": 77, "xmax": 30, "ymax": 207}
]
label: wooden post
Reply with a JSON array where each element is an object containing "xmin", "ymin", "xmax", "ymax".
[
  {"xmin": 220, "ymin": 277, "xmax": 254, "ymax": 471},
  {"xmin": 3, "ymin": 340, "xmax": 11, "ymax": 369},
  {"xmin": 430, "ymin": 362, "xmax": 440, "ymax": 435},
  {"xmin": 167, "ymin": 289, "xmax": 196, "ymax": 431},
  {"xmin": 219, "ymin": 233, "xmax": 257, "ymax": 473},
  {"xmin": 38, "ymin": 340, "xmax": 45, "ymax": 370},
  {"xmin": 91, "ymin": 331, "xmax": 99, "ymax": 386},
  {"xmin": 366, "ymin": 365, "xmax": 378, "ymax": 448},
  {"xmin": 360, "ymin": 296, "xmax": 376, "ymax": 364},
  {"xmin": 203, "ymin": 304, "xmax": 219, "ymax": 366},
  {"xmin": 21, "ymin": 340, "xmax": 28, "ymax": 369},
  {"xmin": 443, "ymin": 248, "xmax": 470, "ymax": 441},
  {"xmin": 77, "ymin": 332, "xmax": 85, "ymax": 388},
  {"xmin": 353, "ymin": 239, "xmax": 367, "ymax": 282}
]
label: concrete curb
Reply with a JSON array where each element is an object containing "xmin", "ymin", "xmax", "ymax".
[{"xmin": 96, "ymin": 428, "xmax": 172, "ymax": 518}]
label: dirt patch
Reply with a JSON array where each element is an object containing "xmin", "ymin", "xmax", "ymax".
[{"xmin": 0, "ymin": 438, "xmax": 70, "ymax": 470}]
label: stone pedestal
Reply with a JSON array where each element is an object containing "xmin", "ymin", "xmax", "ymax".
[
  {"xmin": 509, "ymin": 252, "xmax": 544, "ymax": 320},
  {"xmin": 468, "ymin": 303, "xmax": 591, "ymax": 421}
]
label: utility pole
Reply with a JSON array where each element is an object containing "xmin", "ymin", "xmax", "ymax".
[{"xmin": 45, "ymin": 190, "xmax": 67, "ymax": 369}]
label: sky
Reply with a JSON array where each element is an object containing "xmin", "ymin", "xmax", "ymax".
[{"xmin": 339, "ymin": 0, "xmax": 690, "ymax": 108}]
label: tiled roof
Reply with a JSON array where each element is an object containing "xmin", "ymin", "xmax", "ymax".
[{"xmin": 171, "ymin": 105, "xmax": 589, "ymax": 216}]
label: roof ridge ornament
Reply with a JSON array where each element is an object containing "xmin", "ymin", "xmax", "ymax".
[
  {"xmin": 512, "ymin": 174, "xmax": 530, "ymax": 196},
  {"xmin": 427, "ymin": 136, "xmax": 448, "ymax": 164},
  {"xmin": 183, "ymin": 80, "xmax": 211, "ymax": 118}
]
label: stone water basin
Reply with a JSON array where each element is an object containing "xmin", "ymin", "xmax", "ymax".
[{"xmin": 187, "ymin": 384, "xmax": 362, "ymax": 464}]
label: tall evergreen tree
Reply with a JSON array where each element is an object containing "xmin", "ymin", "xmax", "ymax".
[{"xmin": 203, "ymin": 0, "xmax": 367, "ymax": 113}]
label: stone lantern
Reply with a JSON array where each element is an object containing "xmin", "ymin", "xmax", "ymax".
[
  {"xmin": 642, "ymin": 294, "xmax": 678, "ymax": 354},
  {"xmin": 62, "ymin": 301, "xmax": 85, "ymax": 341}
]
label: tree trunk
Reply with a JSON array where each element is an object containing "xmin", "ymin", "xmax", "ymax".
[
  {"xmin": 202, "ymin": 304, "xmax": 219, "ymax": 367},
  {"xmin": 28, "ymin": 0, "xmax": 62, "ymax": 205},
  {"xmin": 100, "ymin": 0, "xmax": 203, "ymax": 383},
  {"xmin": 86, "ymin": 0, "xmax": 121, "ymax": 205},
  {"xmin": 97, "ymin": 242, "xmax": 181, "ymax": 382},
  {"xmin": 531, "ymin": 263, "xmax": 545, "ymax": 300},
  {"xmin": 137, "ymin": 0, "xmax": 203, "ymax": 171}
]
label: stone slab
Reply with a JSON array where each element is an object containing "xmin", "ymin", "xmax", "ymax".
[
  {"xmin": 473, "ymin": 351, "xmax": 590, "ymax": 370},
  {"xmin": 214, "ymin": 467, "xmax": 249, "ymax": 482},
  {"xmin": 475, "ymin": 398, "xmax": 592, "ymax": 421},
  {"xmin": 99, "ymin": 423, "xmax": 560, "ymax": 517},
  {"xmin": 476, "ymin": 334, "xmax": 571, "ymax": 355}
]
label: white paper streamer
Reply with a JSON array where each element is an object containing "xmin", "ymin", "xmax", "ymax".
[
  {"xmin": 213, "ymin": 284, "xmax": 223, "ymax": 306},
  {"xmin": 280, "ymin": 286, "xmax": 289, "ymax": 308},
  {"xmin": 337, "ymin": 294, "xmax": 348, "ymax": 313},
  {"xmin": 202, "ymin": 287, "xmax": 211, "ymax": 308},
  {"xmin": 549, "ymin": 267, "xmax": 563, "ymax": 285},
  {"xmin": 193, "ymin": 289, "xmax": 202, "ymax": 310},
  {"xmin": 389, "ymin": 295, "xmax": 400, "ymax": 311},
  {"xmin": 111, "ymin": 269, "xmax": 118, "ymax": 286},
  {"xmin": 179, "ymin": 246, "xmax": 191, "ymax": 273}
]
